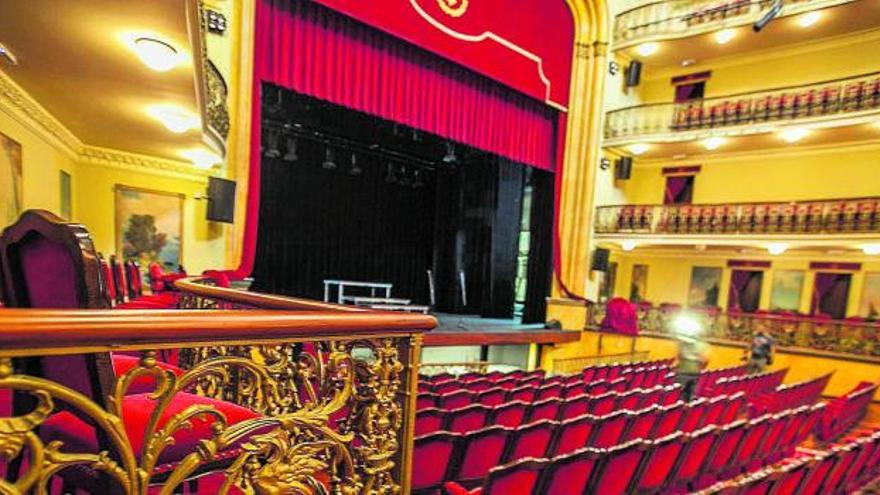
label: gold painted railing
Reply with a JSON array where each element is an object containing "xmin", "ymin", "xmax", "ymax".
[
  {"xmin": 0, "ymin": 305, "xmax": 434, "ymax": 494},
  {"xmin": 595, "ymin": 196, "xmax": 880, "ymax": 235},
  {"xmin": 604, "ymin": 71, "xmax": 880, "ymax": 142},
  {"xmin": 614, "ymin": 0, "xmax": 855, "ymax": 46},
  {"xmin": 588, "ymin": 302, "xmax": 880, "ymax": 358}
]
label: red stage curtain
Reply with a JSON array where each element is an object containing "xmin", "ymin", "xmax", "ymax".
[{"xmin": 237, "ymin": 0, "xmax": 561, "ymax": 277}]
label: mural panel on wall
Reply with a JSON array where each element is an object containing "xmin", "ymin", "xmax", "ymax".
[
  {"xmin": 630, "ymin": 264, "xmax": 648, "ymax": 302},
  {"xmin": 770, "ymin": 270, "xmax": 804, "ymax": 311},
  {"xmin": 860, "ymin": 273, "xmax": 880, "ymax": 319},
  {"xmin": 115, "ymin": 185, "xmax": 183, "ymax": 270},
  {"xmin": 0, "ymin": 131, "xmax": 22, "ymax": 228},
  {"xmin": 688, "ymin": 266, "xmax": 721, "ymax": 308}
]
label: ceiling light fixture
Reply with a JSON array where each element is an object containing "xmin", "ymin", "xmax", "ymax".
[
  {"xmin": 145, "ymin": 104, "xmax": 199, "ymax": 133},
  {"xmin": 348, "ymin": 153, "xmax": 362, "ymax": 176},
  {"xmin": 322, "ymin": 147, "xmax": 337, "ymax": 170},
  {"xmin": 635, "ymin": 42, "xmax": 659, "ymax": 57},
  {"xmin": 796, "ymin": 11, "xmax": 822, "ymax": 28},
  {"xmin": 628, "ymin": 143, "xmax": 650, "ymax": 155},
  {"xmin": 131, "ymin": 37, "xmax": 179, "ymax": 72},
  {"xmin": 181, "ymin": 149, "xmax": 221, "ymax": 169},
  {"xmin": 681, "ymin": 59, "xmax": 697, "ymax": 67},
  {"xmin": 779, "ymin": 128, "xmax": 810, "ymax": 143},
  {"xmin": 702, "ymin": 136, "xmax": 726, "ymax": 151},
  {"xmin": 714, "ymin": 29, "xmax": 736, "ymax": 45},
  {"xmin": 766, "ymin": 243, "xmax": 788, "ymax": 256},
  {"xmin": 283, "ymin": 137, "xmax": 298, "ymax": 162},
  {"xmin": 0, "ymin": 42, "xmax": 18, "ymax": 65},
  {"xmin": 862, "ymin": 244, "xmax": 880, "ymax": 255},
  {"xmin": 621, "ymin": 240, "xmax": 637, "ymax": 252},
  {"xmin": 443, "ymin": 142, "xmax": 457, "ymax": 164}
]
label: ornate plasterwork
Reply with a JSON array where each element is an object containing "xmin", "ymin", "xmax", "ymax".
[{"xmin": 0, "ymin": 68, "xmax": 212, "ymax": 182}]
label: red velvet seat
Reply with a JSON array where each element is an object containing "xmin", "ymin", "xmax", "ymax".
[
  {"xmin": 417, "ymin": 392, "xmax": 439, "ymax": 410},
  {"xmin": 526, "ymin": 397, "xmax": 560, "ymax": 422},
  {"xmin": 465, "ymin": 378, "xmax": 491, "ymax": 392},
  {"xmin": 701, "ymin": 420, "xmax": 747, "ymax": 484},
  {"xmin": 561, "ymin": 382, "xmax": 584, "ymax": 398},
  {"xmin": 637, "ymin": 386, "xmax": 664, "ymax": 409},
  {"xmin": 444, "ymin": 457, "xmax": 548, "ymax": 495},
  {"xmin": 504, "ymin": 419, "xmax": 557, "ymax": 462},
  {"xmin": 475, "ymin": 387, "xmax": 507, "ymax": 407},
  {"xmin": 588, "ymin": 410, "xmax": 628, "ymax": 448},
  {"xmin": 702, "ymin": 395, "xmax": 727, "ymax": 427},
  {"xmin": 588, "ymin": 391, "xmax": 617, "ymax": 416},
  {"xmin": 491, "ymin": 400, "xmax": 528, "ymax": 428},
  {"xmin": 110, "ymin": 353, "xmax": 183, "ymax": 394},
  {"xmin": 552, "ymin": 413, "xmax": 596, "ymax": 456},
  {"xmin": 539, "ymin": 446, "xmax": 601, "ymax": 495},
  {"xmin": 680, "ymin": 397, "xmax": 708, "ymax": 432},
  {"xmin": 587, "ymin": 380, "xmax": 610, "ymax": 395},
  {"xmin": 535, "ymin": 383, "xmax": 561, "ymax": 401},
  {"xmin": 729, "ymin": 415, "xmax": 770, "ymax": 474},
  {"xmin": 591, "ymin": 439, "xmax": 646, "ymax": 494},
  {"xmin": 617, "ymin": 389, "xmax": 643, "ymax": 411},
  {"xmin": 440, "ymin": 390, "xmax": 474, "ymax": 410},
  {"xmin": 452, "ymin": 425, "xmax": 513, "ymax": 487},
  {"xmin": 434, "ymin": 381, "xmax": 462, "ymax": 395},
  {"xmin": 495, "ymin": 377, "xmax": 518, "ymax": 390},
  {"xmin": 447, "ymin": 404, "xmax": 491, "ymax": 434},
  {"xmin": 670, "ymin": 426, "xmax": 718, "ymax": 491},
  {"xmin": 413, "ymin": 431, "xmax": 461, "ymax": 494},
  {"xmin": 652, "ymin": 401, "xmax": 686, "ymax": 438},
  {"xmin": 770, "ymin": 458, "xmax": 811, "ymax": 495},
  {"xmin": 507, "ymin": 386, "xmax": 535, "ymax": 403},
  {"xmin": 719, "ymin": 392, "xmax": 745, "ymax": 424},
  {"xmin": 415, "ymin": 407, "xmax": 446, "ymax": 436},
  {"xmin": 633, "ymin": 431, "xmax": 686, "ymax": 494},
  {"xmin": 558, "ymin": 394, "xmax": 590, "ymax": 420},
  {"xmin": 624, "ymin": 405, "xmax": 659, "ymax": 441}
]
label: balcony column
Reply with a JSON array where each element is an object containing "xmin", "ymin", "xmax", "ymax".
[{"xmin": 549, "ymin": 0, "xmax": 609, "ymax": 330}]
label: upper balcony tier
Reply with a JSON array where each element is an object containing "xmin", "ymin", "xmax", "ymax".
[
  {"xmin": 604, "ymin": 71, "xmax": 880, "ymax": 149},
  {"xmin": 612, "ymin": 0, "xmax": 875, "ymax": 69}
]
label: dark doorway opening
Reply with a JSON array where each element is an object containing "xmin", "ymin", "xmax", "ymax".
[
  {"xmin": 728, "ymin": 270, "xmax": 763, "ymax": 313},
  {"xmin": 664, "ymin": 175, "xmax": 695, "ymax": 205},
  {"xmin": 812, "ymin": 272, "xmax": 852, "ymax": 319},
  {"xmin": 251, "ymin": 85, "xmax": 554, "ymax": 322}
]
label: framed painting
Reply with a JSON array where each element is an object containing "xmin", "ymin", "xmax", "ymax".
[
  {"xmin": 0, "ymin": 131, "xmax": 22, "ymax": 228},
  {"xmin": 115, "ymin": 185, "xmax": 184, "ymax": 270},
  {"xmin": 630, "ymin": 264, "xmax": 648, "ymax": 302},
  {"xmin": 770, "ymin": 270, "xmax": 804, "ymax": 311},
  {"xmin": 860, "ymin": 272, "xmax": 880, "ymax": 319},
  {"xmin": 600, "ymin": 261, "xmax": 618, "ymax": 302},
  {"xmin": 688, "ymin": 266, "xmax": 721, "ymax": 308}
]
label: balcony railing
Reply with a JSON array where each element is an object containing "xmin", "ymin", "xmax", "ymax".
[
  {"xmin": 588, "ymin": 302, "xmax": 880, "ymax": 359},
  {"xmin": 0, "ymin": 283, "xmax": 434, "ymax": 494},
  {"xmin": 604, "ymin": 72, "xmax": 880, "ymax": 142},
  {"xmin": 596, "ymin": 197, "xmax": 880, "ymax": 236},
  {"xmin": 614, "ymin": 0, "xmax": 855, "ymax": 46}
]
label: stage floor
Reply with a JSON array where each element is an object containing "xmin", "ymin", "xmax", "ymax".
[{"xmin": 423, "ymin": 313, "xmax": 579, "ymax": 346}]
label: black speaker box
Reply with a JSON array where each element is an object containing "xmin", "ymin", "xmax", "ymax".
[
  {"xmin": 625, "ymin": 60, "xmax": 642, "ymax": 87},
  {"xmin": 592, "ymin": 247, "xmax": 610, "ymax": 272},
  {"xmin": 615, "ymin": 157, "xmax": 633, "ymax": 180}
]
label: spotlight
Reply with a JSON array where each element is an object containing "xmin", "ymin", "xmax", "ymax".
[
  {"xmin": 702, "ymin": 136, "xmax": 726, "ymax": 151},
  {"xmin": 130, "ymin": 37, "xmax": 180, "ymax": 72},
  {"xmin": 348, "ymin": 153, "xmax": 362, "ymax": 176},
  {"xmin": 443, "ymin": 142, "xmax": 457, "ymax": 164},
  {"xmin": 766, "ymin": 243, "xmax": 788, "ymax": 255},
  {"xmin": 635, "ymin": 42, "xmax": 658, "ymax": 57},
  {"xmin": 264, "ymin": 130, "xmax": 281, "ymax": 158},
  {"xmin": 714, "ymin": 29, "xmax": 736, "ymax": 45},
  {"xmin": 629, "ymin": 143, "xmax": 650, "ymax": 156},
  {"xmin": 283, "ymin": 137, "xmax": 298, "ymax": 162},
  {"xmin": 621, "ymin": 240, "xmax": 637, "ymax": 251},
  {"xmin": 779, "ymin": 128, "xmax": 809, "ymax": 143},
  {"xmin": 322, "ymin": 147, "xmax": 336, "ymax": 170}
]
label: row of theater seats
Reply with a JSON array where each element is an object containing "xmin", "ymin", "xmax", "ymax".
[
  {"xmin": 697, "ymin": 428, "xmax": 880, "ymax": 495},
  {"xmin": 97, "ymin": 254, "xmax": 179, "ymax": 309},
  {"xmin": 426, "ymin": 403, "xmax": 824, "ymax": 495},
  {"xmin": 416, "ymin": 383, "xmax": 736, "ymax": 438},
  {"xmin": 696, "ymin": 364, "xmax": 750, "ymax": 396},
  {"xmin": 815, "ymin": 381, "xmax": 879, "ymax": 442},
  {"xmin": 749, "ymin": 373, "xmax": 831, "ymax": 416},
  {"xmin": 701, "ymin": 368, "xmax": 788, "ymax": 398}
]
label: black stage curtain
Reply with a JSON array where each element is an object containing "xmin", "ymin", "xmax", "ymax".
[
  {"xmin": 250, "ymin": 139, "xmax": 435, "ymax": 303},
  {"xmin": 522, "ymin": 169, "xmax": 554, "ymax": 324}
]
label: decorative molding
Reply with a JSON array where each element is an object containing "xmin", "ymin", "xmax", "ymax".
[
  {"xmin": 635, "ymin": 139, "xmax": 880, "ymax": 168},
  {"xmin": 0, "ymin": 67, "xmax": 212, "ymax": 182}
]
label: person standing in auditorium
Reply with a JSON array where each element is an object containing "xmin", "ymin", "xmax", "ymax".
[
  {"xmin": 674, "ymin": 315, "xmax": 708, "ymax": 401},
  {"xmin": 748, "ymin": 330, "xmax": 774, "ymax": 374}
]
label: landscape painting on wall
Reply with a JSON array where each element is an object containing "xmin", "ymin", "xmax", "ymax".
[
  {"xmin": 770, "ymin": 270, "xmax": 805, "ymax": 311},
  {"xmin": 630, "ymin": 264, "xmax": 648, "ymax": 302},
  {"xmin": 0, "ymin": 131, "xmax": 22, "ymax": 228},
  {"xmin": 115, "ymin": 185, "xmax": 183, "ymax": 270},
  {"xmin": 688, "ymin": 266, "xmax": 722, "ymax": 308},
  {"xmin": 860, "ymin": 273, "xmax": 880, "ymax": 320}
]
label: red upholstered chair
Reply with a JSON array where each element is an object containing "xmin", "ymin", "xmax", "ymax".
[
  {"xmin": 443, "ymin": 457, "xmax": 549, "ymax": 495},
  {"xmin": 535, "ymin": 383, "xmax": 562, "ymax": 401},
  {"xmin": 719, "ymin": 392, "xmax": 745, "ymax": 424},
  {"xmin": 417, "ymin": 392, "xmax": 439, "ymax": 410},
  {"xmin": 416, "ymin": 407, "xmax": 446, "ymax": 436},
  {"xmin": 586, "ymin": 379, "xmax": 609, "ymax": 395},
  {"xmin": 624, "ymin": 405, "xmax": 660, "ymax": 441},
  {"xmin": 770, "ymin": 458, "xmax": 811, "ymax": 495},
  {"xmin": 452, "ymin": 425, "xmax": 513, "ymax": 487},
  {"xmin": 817, "ymin": 444, "xmax": 858, "ymax": 494},
  {"xmin": 680, "ymin": 397, "xmax": 708, "ymax": 432},
  {"xmin": 563, "ymin": 373, "xmax": 583, "ymax": 387},
  {"xmin": 702, "ymin": 420, "xmax": 747, "ymax": 482},
  {"xmin": 0, "ymin": 210, "xmax": 262, "ymax": 492},
  {"xmin": 552, "ymin": 413, "xmax": 597, "ymax": 456},
  {"xmin": 440, "ymin": 390, "xmax": 474, "ymax": 410},
  {"xmin": 447, "ymin": 404, "xmax": 491, "ymax": 434},
  {"xmin": 495, "ymin": 377, "xmax": 518, "ymax": 390},
  {"xmin": 661, "ymin": 384, "xmax": 683, "ymax": 405},
  {"xmin": 588, "ymin": 391, "xmax": 617, "ymax": 416},
  {"xmin": 652, "ymin": 401, "xmax": 686, "ymax": 438},
  {"xmin": 796, "ymin": 451, "xmax": 837, "ymax": 495},
  {"xmin": 591, "ymin": 439, "xmax": 647, "ymax": 495},
  {"xmin": 431, "ymin": 373, "xmax": 455, "ymax": 383},
  {"xmin": 465, "ymin": 378, "xmax": 492, "ymax": 392},
  {"xmin": 593, "ymin": 365, "xmax": 609, "ymax": 381},
  {"xmin": 670, "ymin": 426, "xmax": 718, "ymax": 491},
  {"xmin": 561, "ymin": 382, "xmax": 585, "ymax": 398},
  {"xmin": 539, "ymin": 446, "xmax": 601, "ymax": 495},
  {"xmin": 609, "ymin": 377, "xmax": 628, "ymax": 392},
  {"xmin": 589, "ymin": 410, "xmax": 629, "ymax": 448},
  {"xmin": 503, "ymin": 419, "xmax": 558, "ymax": 462},
  {"xmin": 633, "ymin": 431, "xmax": 686, "ymax": 494},
  {"xmin": 476, "ymin": 387, "xmax": 507, "ymax": 407},
  {"xmin": 459, "ymin": 372, "xmax": 481, "ymax": 383},
  {"xmin": 702, "ymin": 395, "xmax": 728, "ymax": 427},
  {"xmin": 581, "ymin": 366, "xmax": 597, "ymax": 382},
  {"xmin": 755, "ymin": 412, "xmax": 789, "ymax": 465},
  {"xmin": 434, "ymin": 381, "xmax": 461, "ymax": 395},
  {"xmin": 729, "ymin": 415, "xmax": 770, "ymax": 474},
  {"xmin": 491, "ymin": 401, "xmax": 528, "ymax": 428},
  {"xmin": 413, "ymin": 431, "xmax": 462, "ymax": 494},
  {"xmin": 559, "ymin": 394, "xmax": 590, "ymax": 420},
  {"xmin": 637, "ymin": 386, "xmax": 664, "ymax": 409},
  {"xmin": 526, "ymin": 398, "xmax": 560, "ymax": 422},
  {"xmin": 507, "ymin": 386, "xmax": 535, "ymax": 403},
  {"xmin": 617, "ymin": 389, "xmax": 643, "ymax": 411}
]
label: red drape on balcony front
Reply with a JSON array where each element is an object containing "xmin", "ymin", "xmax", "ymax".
[{"xmin": 236, "ymin": 0, "xmax": 561, "ymax": 277}]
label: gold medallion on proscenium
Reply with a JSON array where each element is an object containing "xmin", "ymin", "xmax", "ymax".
[{"xmin": 438, "ymin": 0, "xmax": 468, "ymax": 17}]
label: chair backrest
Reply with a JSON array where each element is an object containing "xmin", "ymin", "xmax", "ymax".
[
  {"xmin": 553, "ymin": 413, "xmax": 597, "ymax": 456},
  {"xmin": 625, "ymin": 405, "xmax": 659, "ymax": 441},
  {"xmin": 536, "ymin": 383, "xmax": 562, "ymax": 401},
  {"xmin": 481, "ymin": 457, "xmax": 549, "ymax": 495},
  {"xmin": 674, "ymin": 425, "xmax": 718, "ymax": 484},
  {"xmin": 416, "ymin": 392, "xmax": 438, "ymax": 410},
  {"xmin": 635, "ymin": 431, "xmax": 686, "ymax": 493},
  {"xmin": 440, "ymin": 389, "xmax": 473, "ymax": 410},
  {"xmin": 505, "ymin": 419, "xmax": 558, "ymax": 462},
  {"xmin": 707, "ymin": 420, "xmax": 747, "ymax": 474},
  {"xmin": 703, "ymin": 395, "xmax": 728, "ymax": 426},
  {"xmin": 588, "ymin": 391, "xmax": 617, "ymax": 416},
  {"xmin": 771, "ymin": 458, "xmax": 810, "ymax": 495},
  {"xmin": 492, "ymin": 400, "xmax": 528, "ymax": 428},
  {"xmin": 559, "ymin": 394, "xmax": 590, "ymax": 420},
  {"xmin": 680, "ymin": 397, "xmax": 708, "ymax": 432},
  {"xmin": 126, "ymin": 260, "xmax": 144, "ymax": 296},
  {"xmin": 455, "ymin": 425, "xmax": 513, "ymax": 483},
  {"xmin": 412, "ymin": 431, "xmax": 461, "ymax": 490},
  {"xmin": 477, "ymin": 387, "xmax": 508, "ymax": 407},
  {"xmin": 539, "ymin": 447, "xmax": 601, "ymax": 495},
  {"xmin": 508, "ymin": 385, "xmax": 535, "ymax": 403},
  {"xmin": 434, "ymin": 380, "xmax": 461, "ymax": 395},
  {"xmin": 589, "ymin": 410, "xmax": 629, "ymax": 448},
  {"xmin": 590, "ymin": 439, "xmax": 647, "ymax": 494},
  {"xmin": 527, "ymin": 398, "xmax": 560, "ymax": 422},
  {"xmin": 0, "ymin": 210, "xmax": 113, "ymax": 403},
  {"xmin": 447, "ymin": 404, "xmax": 490, "ymax": 434},
  {"xmin": 109, "ymin": 254, "xmax": 127, "ymax": 303},
  {"xmin": 732, "ymin": 415, "xmax": 770, "ymax": 470},
  {"xmin": 415, "ymin": 407, "xmax": 446, "ymax": 436}
]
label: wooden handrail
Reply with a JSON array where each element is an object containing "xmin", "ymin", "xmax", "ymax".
[
  {"xmin": 174, "ymin": 277, "xmax": 368, "ymax": 312},
  {"xmin": 0, "ymin": 309, "xmax": 436, "ymax": 356},
  {"xmin": 597, "ymin": 196, "xmax": 880, "ymax": 210}
]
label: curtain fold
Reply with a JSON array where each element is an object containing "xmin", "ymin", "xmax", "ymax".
[
  {"xmin": 664, "ymin": 176, "xmax": 692, "ymax": 205},
  {"xmin": 811, "ymin": 273, "xmax": 839, "ymax": 316},
  {"xmin": 728, "ymin": 270, "xmax": 752, "ymax": 311}
]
